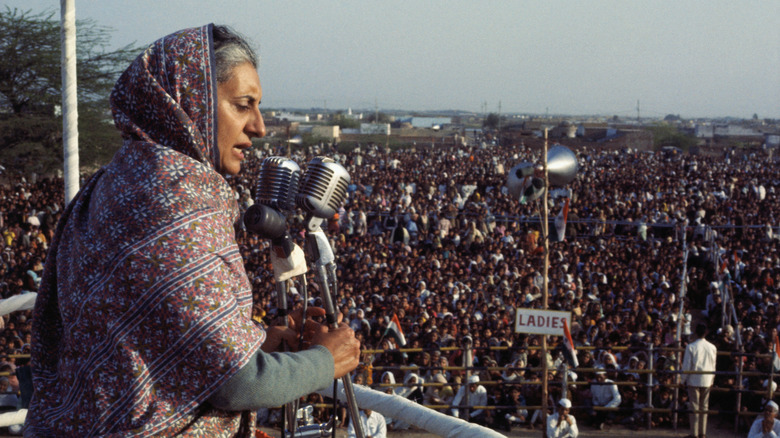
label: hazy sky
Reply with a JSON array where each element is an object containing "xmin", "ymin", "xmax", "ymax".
[{"xmin": 7, "ymin": 1, "xmax": 780, "ymax": 119}]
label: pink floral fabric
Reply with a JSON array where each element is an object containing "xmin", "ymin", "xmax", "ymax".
[{"xmin": 28, "ymin": 24, "xmax": 265, "ymax": 437}]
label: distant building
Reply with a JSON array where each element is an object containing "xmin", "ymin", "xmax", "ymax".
[
  {"xmin": 399, "ymin": 116, "xmax": 452, "ymax": 129},
  {"xmin": 713, "ymin": 125, "xmax": 762, "ymax": 137},
  {"xmin": 277, "ymin": 112, "xmax": 309, "ymax": 123},
  {"xmin": 360, "ymin": 123, "xmax": 391, "ymax": 135},
  {"xmin": 696, "ymin": 124, "xmax": 762, "ymax": 138},
  {"xmin": 695, "ymin": 125, "xmax": 713, "ymax": 138},
  {"xmin": 345, "ymin": 108, "xmax": 363, "ymax": 120},
  {"xmin": 765, "ymin": 134, "xmax": 780, "ymax": 149},
  {"xmin": 312, "ymin": 125, "xmax": 340, "ymax": 140}
]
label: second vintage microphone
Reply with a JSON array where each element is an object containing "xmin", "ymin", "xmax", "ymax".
[{"xmin": 296, "ymin": 156, "xmax": 350, "ymax": 220}]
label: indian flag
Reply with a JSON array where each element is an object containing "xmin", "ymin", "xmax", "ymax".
[
  {"xmin": 774, "ymin": 335, "xmax": 780, "ymax": 371},
  {"xmin": 385, "ymin": 313, "xmax": 406, "ymax": 347},
  {"xmin": 562, "ymin": 318, "xmax": 578, "ymax": 367}
]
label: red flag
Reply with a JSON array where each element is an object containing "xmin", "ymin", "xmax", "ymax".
[{"xmin": 563, "ymin": 318, "xmax": 578, "ymax": 367}]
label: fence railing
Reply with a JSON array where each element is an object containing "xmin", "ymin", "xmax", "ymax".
[{"xmin": 346, "ymin": 343, "xmax": 777, "ymax": 432}]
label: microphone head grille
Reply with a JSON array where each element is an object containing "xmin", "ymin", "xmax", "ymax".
[
  {"xmin": 296, "ymin": 157, "xmax": 351, "ymax": 218},
  {"xmin": 256, "ymin": 157, "xmax": 301, "ymax": 213}
]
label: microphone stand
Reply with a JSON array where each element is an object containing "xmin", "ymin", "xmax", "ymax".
[
  {"xmin": 270, "ymin": 235, "xmax": 301, "ymax": 438},
  {"xmin": 303, "ymin": 216, "xmax": 364, "ymax": 438}
]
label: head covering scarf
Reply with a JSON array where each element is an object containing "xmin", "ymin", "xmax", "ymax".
[
  {"xmin": 28, "ymin": 24, "xmax": 265, "ymax": 437},
  {"xmin": 396, "ymin": 373, "xmax": 424, "ymax": 398}
]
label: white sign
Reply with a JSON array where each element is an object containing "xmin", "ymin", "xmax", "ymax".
[{"xmin": 514, "ymin": 308, "xmax": 571, "ymax": 336}]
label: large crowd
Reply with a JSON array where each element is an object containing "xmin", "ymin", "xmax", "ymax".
[{"xmin": 1, "ymin": 139, "xmax": 778, "ymax": 433}]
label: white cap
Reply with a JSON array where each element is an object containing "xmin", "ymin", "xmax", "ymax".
[
  {"xmin": 559, "ymin": 398, "xmax": 572, "ymax": 409},
  {"xmin": 467, "ymin": 375, "xmax": 480, "ymax": 384},
  {"xmin": 767, "ymin": 401, "xmax": 779, "ymax": 412}
]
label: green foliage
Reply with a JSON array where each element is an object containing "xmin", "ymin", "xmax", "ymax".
[
  {"xmin": 365, "ymin": 112, "xmax": 391, "ymax": 123},
  {"xmin": 0, "ymin": 115, "xmax": 60, "ymax": 175},
  {"xmin": 0, "ymin": 109, "xmax": 123, "ymax": 176},
  {"xmin": 483, "ymin": 113, "xmax": 500, "ymax": 129},
  {"xmin": 77, "ymin": 103, "xmax": 123, "ymax": 168},
  {"xmin": 330, "ymin": 113, "xmax": 361, "ymax": 130},
  {"xmin": 647, "ymin": 123, "xmax": 697, "ymax": 152}
]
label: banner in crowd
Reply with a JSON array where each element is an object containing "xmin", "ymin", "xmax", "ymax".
[{"xmin": 514, "ymin": 308, "xmax": 571, "ymax": 336}]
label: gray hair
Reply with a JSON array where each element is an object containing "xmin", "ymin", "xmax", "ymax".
[{"xmin": 212, "ymin": 25, "xmax": 257, "ymax": 83}]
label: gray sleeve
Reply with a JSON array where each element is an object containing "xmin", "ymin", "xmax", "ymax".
[{"xmin": 208, "ymin": 345, "xmax": 335, "ymax": 410}]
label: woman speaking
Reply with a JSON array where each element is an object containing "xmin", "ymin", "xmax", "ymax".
[{"xmin": 26, "ymin": 24, "xmax": 359, "ymax": 437}]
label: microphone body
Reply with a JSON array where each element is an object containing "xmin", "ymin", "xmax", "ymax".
[{"xmin": 244, "ymin": 203, "xmax": 288, "ymax": 240}]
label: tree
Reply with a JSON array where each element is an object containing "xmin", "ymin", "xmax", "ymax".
[
  {"xmin": 483, "ymin": 112, "xmax": 500, "ymax": 129},
  {"xmin": 365, "ymin": 112, "xmax": 391, "ymax": 123},
  {"xmin": 647, "ymin": 123, "xmax": 697, "ymax": 152},
  {"xmin": 0, "ymin": 8, "xmax": 139, "ymax": 115},
  {"xmin": 0, "ymin": 8, "xmax": 142, "ymax": 174},
  {"xmin": 330, "ymin": 112, "xmax": 360, "ymax": 130}
]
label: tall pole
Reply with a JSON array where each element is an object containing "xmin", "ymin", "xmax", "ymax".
[
  {"xmin": 497, "ymin": 100, "xmax": 501, "ymax": 147},
  {"xmin": 673, "ymin": 221, "xmax": 689, "ymax": 429},
  {"xmin": 61, "ymin": 0, "xmax": 79, "ymax": 205},
  {"xmin": 541, "ymin": 128, "xmax": 550, "ymax": 438}
]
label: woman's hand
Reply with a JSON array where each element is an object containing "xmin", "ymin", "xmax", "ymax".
[
  {"xmin": 262, "ymin": 307, "xmax": 349, "ymax": 354},
  {"xmin": 310, "ymin": 323, "xmax": 360, "ymax": 379},
  {"xmin": 262, "ymin": 307, "xmax": 334, "ymax": 353}
]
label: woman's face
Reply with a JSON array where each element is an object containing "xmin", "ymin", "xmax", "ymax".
[{"xmin": 216, "ymin": 62, "xmax": 266, "ymax": 175}]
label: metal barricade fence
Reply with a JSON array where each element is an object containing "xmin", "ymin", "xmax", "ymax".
[{"xmin": 354, "ymin": 343, "xmax": 777, "ymax": 432}]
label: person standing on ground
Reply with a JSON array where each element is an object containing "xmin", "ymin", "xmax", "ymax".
[
  {"xmin": 682, "ymin": 323, "xmax": 718, "ymax": 438},
  {"xmin": 590, "ymin": 368, "xmax": 621, "ymax": 430}
]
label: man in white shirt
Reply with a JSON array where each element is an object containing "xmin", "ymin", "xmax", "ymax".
[
  {"xmin": 451, "ymin": 375, "xmax": 488, "ymax": 424},
  {"xmin": 590, "ymin": 368, "xmax": 621, "ymax": 430},
  {"xmin": 749, "ymin": 401, "xmax": 780, "ymax": 438},
  {"xmin": 682, "ymin": 323, "xmax": 717, "ymax": 438},
  {"xmin": 547, "ymin": 398, "xmax": 578, "ymax": 438},
  {"xmin": 347, "ymin": 408, "xmax": 386, "ymax": 438}
]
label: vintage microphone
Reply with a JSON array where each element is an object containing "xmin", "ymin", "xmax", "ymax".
[
  {"xmin": 296, "ymin": 157, "xmax": 364, "ymax": 438},
  {"xmin": 243, "ymin": 157, "xmax": 306, "ymax": 438},
  {"xmin": 244, "ymin": 156, "xmax": 303, "ymax": 317}
]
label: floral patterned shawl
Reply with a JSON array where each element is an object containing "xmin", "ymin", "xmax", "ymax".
[{"xmin": 27, "ymin": 24, "xmax": 265, "ymax": 437}]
